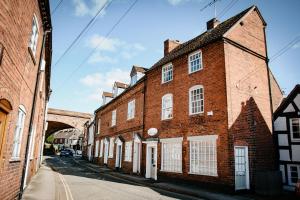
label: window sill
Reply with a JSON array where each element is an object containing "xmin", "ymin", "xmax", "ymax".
[
  {"xmin": 188, "ymin": 172, "xmax": 218, "ymax": 177},
  {"xmin": 160, "ymin": 170, "xmax": 182, "ymax": 174},
  {"xmin": 28, "ymin": 47, "xmax": 37, "ymax": 65},
  {"xmin": 124, "ymin": 160, "xmax": 132, "ymax": 162},
  {"xmin": 9, "ymin": 158, "xmax": 21, "ymax": 163},
  {"xmin": 161, "ymin": 118, "xmax": 173, "ymax": 121},
  {"xmin": 127, "ymin": 118, "xmax": 135, "ymax": 121},
  {"xmin": 189, "ymin": 112, "xmax": 204, "ymax": 116},
  {"xmin": 188, "ymin": 68, "xmax": 203, "ymax": 75}
]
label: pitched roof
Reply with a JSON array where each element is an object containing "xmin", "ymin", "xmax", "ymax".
[
  {"xmin": 54, "ymin": 129, "xmax": 81, "ymax": 139},
  {"xmin": 102, "ymin": 92, "xmax": 113, "ymax": 98},
  {"xmin": 133, "ymin": 65, "xmax": 148, "ymax": 73},
  {"xmin": 114, "ymin": 81, "xmax": 128, "ymax": 89},
  {"xmin": 150, "ymin": 5, "xmax": 254, "ymax": 71},
  {"xmin": 274, "ymin": 84, "xmax": 300, "ymax": 118}
]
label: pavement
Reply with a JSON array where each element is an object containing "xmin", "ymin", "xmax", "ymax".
[
  {"xmin": 22, "ymin": 156, "xmax": 297, "ymax": 200},
  {"xmin": 22, "ymin": 156, "xmax": 204, "ymax": 200}
]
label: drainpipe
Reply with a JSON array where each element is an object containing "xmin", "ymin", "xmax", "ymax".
[{"xmin": 19, "ymin": 29, "xmax": 52, "ymax": 199}]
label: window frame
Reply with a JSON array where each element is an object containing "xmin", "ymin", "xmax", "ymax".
[
  {"xmin": 290, "ymin": 118, "xmax": 300, "ymax": 142},
  {"xmin": 287, "ymin": 164, "xmax": 300, "ymax": 186},
  {"xmin": 11, "ymin": 105, "xmax": 26, "ymax": 160},
  {"xmin": 108, "ymin": 137, "xmax": 114, "ymax": 158},
  {"xmin": 160, "ymin": 137, "xmax": 183, "ymax": 173},
  {"xmin": 97, "ymin": 118, "xmax": 101, "ymax": 134},
  {"xmin": 111, "ymin": 110, "xmax": 117, "ymax": 127},
  {"xmin": 127, "ymin": 99, "xmax": 135, "ymax": 120},
  {"xmin": 29, "ymin": 14, "xmax": 39, "ymax": 56},
  {"xmin": 124, "ymin": 141, "xmax": 132, "ymax": 162},
  {"xmin": 187, "ymin": 135, "xmax": 218, "ymax": 177},
  {"xmin": 188, "ymin": 50, "xmax": 203, "ymax": 74},
  {"xmin": 161, "ymin": 63, "xmax": 173, "ymax": 84},
  {"xmin": 161, "ymin": 93, "xmax": 173, "ymax": 120},
  {"xmin": 99, "ymin": 139, "xmax": 104, "ymax": 157},
  {"xmin": 95, "ymin": 140, "xmax": 99, "ymax": 157},
  {"xmin": 189, "ymin": 85, "xmax": 204, "ymax": 115}
]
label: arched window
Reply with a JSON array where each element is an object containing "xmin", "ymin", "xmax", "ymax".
[
  {"xmin": 189, "ymin": 85, "xmax": 204, "ymax": 115},
  {"xmin": 0, "ymin": 99, "xmax": 12, "ymax": 157},
  {"xmin": 161, "ymin": 93, "xmax": 173, "ymax": 120},
  {"xmin": 11, "ymin": 105, "xmax": 26, "ymax": 159}
]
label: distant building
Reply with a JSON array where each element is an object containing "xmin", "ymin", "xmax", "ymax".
[
  {"xmin": 82, "ymin": 117, "xmax": 95, "ymax": 161},
  {"xmin": 0, "ymin": 0, "xmax": 52, "ymax": 199},
  {"xmin": 53, "ymin": 129, "xmax": 82, "ymax": 151},
  {"xmin": 274, "ymin": 84, "xmax": 300, "ymax": 190}
]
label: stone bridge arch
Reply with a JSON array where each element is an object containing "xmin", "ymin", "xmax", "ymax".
[{"xmin": 46, "ymin": 108, "xmax": 92, "ymax": 138}]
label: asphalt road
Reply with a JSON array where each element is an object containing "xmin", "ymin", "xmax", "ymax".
[{"xmin": 23, "ymin": 156, "xmax": 203, "ymax": 200}]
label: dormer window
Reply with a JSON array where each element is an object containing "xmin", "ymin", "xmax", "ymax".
[
  {"xmin": 130, "ymin": 65, "xmax": 147, "ymax": 86},
  {"xmin": 131, "ymin": 74, "xmax": 138, "ymax": 86}
]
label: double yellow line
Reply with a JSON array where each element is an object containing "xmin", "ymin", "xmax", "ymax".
[{"xmin": 58, "ymin": 173, "xmax": 74, "ymax": 200}]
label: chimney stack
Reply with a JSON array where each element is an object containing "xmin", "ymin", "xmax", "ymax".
[
  {"xmin": 206, "ymin": 18, "xmax": 220, "ymax": 30},
  {"xmin": 164, "ymin": 39, "xmax": 180, "ymax": 56}
]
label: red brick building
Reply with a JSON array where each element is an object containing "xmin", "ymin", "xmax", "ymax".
[
  {"xmin": 94, "ymin": 66, "xmax": 146, "ymax": 174},
  {"xmin": 93, "ymin": 6, "xmax": 283, "ymax": 191},
  {"xmin": 0, "ymin": 0, "xmax": 52, "ymax": 199}
]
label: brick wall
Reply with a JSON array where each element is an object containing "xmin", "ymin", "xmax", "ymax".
[
  {"xmin": 95, "ymin": 80, "xmax": 145, "ymax": 173},
  {"xmin": 143, "ymin": 40, "xmax": 232, "ymax": 186},
  {"xmin": 0, "ymin": 0, "xmax": 50, "ymax": 199}
]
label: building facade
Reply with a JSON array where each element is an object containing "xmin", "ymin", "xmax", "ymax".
[
  {"xmin": 274, "ymin": 85, "xmax": 300, "ymax": 190},
  {"xmin": 92, "ymin": 6, "xmax": 283, "ymax": 191},
  {"xmin": 94, "ymin": 66, "xmax": 146, "ymax": 174},
  {"xmin": 0, "ymin": 0, "xmax": 52, "ymax": 199}
]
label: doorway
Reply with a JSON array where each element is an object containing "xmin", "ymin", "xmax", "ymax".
[
  {"xmin": 104, "ymin": 139, "xmax": 109, "ymax": 164},
  {"xmin": 145, "ymin": 142, "xmax": 157, "ymax": 180},
  {"xmin": 235, "ymin": 146, "xmax": 250, "ymax": 190}
]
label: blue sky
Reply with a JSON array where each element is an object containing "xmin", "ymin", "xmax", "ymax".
[{"xmin": 49, "ymin": 0, "xmax": 300, "ymax": 113}]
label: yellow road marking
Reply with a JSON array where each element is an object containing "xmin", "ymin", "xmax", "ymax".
[{"xmin": 58, "ymin": 173, "xmax": 74, "ymax": 200}]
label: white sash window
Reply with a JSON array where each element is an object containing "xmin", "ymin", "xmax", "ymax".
[{"xmin": 161, "ymin": 137, "xmax": 183, "ymax": 173}]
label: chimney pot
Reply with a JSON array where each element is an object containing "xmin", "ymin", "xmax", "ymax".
[{"xmin": 206, "ymin": 18, "xmax": 220, "ymax": 30}]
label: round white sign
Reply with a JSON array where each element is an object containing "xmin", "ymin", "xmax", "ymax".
[{"xmin": 147, "ymin": 128, "xmax": 158, "ymax": 136}]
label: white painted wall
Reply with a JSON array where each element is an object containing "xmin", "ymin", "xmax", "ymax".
[
  {"xmin": 291, "ymin": 145, "xmax": 300, "ymax": 161},
  {"xmin": 283, "ymin": 104, "xmax": 295, "ymax": 113},
  {"xmin": 294, "ymin": 94, "xmax": 300, "ymax": 110},
  {"xmin": 278, "ymin": 134, "xmax": 289, "ymax": 146},
  {"xmin": 274, "ymin": 117, "xmax": 287, "ymax": 131},
  {"xmin": 279, "ymin": 149, "xmax": 290, "ymax": 161}
]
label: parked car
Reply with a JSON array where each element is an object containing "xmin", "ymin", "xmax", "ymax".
[{"xmin": 60, "ymin": 149, "xmax": 73, "ymax": 157}]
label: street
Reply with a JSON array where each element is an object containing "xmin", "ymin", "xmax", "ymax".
[{"xmin": 22, "ymin": 156, "xmax": 202, "ymax": 200}]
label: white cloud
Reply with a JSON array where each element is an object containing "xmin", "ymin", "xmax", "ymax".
[
  {"xmin": 167, "ymin": 0, "xmax": 187, "ymax": 6},
  {"xmin": 166, "ymin": 0, "xmax": 202, "ymax": 6},
  {"xmin": 73, "ymin": 0, "xmax": 108, "ymax": 17},
  {"xmin": 80, "ymin": 68, "xmax": 130, "ymax": 102},
  {"xmin": 86, "ymin": 34, "xmax": 146, "ymax": 63},
  {"xmin": 88, "ymin": 35, "xmax": 124, "ymax": 52},
  {"xmin": 88, "ymin": 52, "xmax": 118, "ymax": 64}
]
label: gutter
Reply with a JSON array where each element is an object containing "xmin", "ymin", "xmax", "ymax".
[{"xmin": 19, "ymin": 29, "xmax": 52, "ymax": 199}]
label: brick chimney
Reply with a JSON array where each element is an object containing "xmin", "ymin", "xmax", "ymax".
[
  {"xmin": 206, "ymin": 18, "xmax": 220, "ymax": 30},
  {"xmin": 164, "ymin": 39, "xmax": 180, "ymax": 56}
]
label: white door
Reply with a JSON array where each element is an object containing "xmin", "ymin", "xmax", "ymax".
[
  {"xmin": 133, "ymin": 142, "xmax": 141, "ymax": 173},
  {"xmin": 150, "ymin": 147, "xmax": 156, "ymax": 179},
  {"xmin": 104, "ymin": 141, "xmax": 109, "ymax": 164},
  {"xmin": 145, "ymin": 143, "xmax": 157, "ymax": 180},
  {"xmin": 115, "ymin": 144, "xmax": 122, "ymax": 168},
  {"xmin": 235, "ymin": 146, "xmax": 250, "ymax": 190},
  {"xmin": 88, "ymin": 145, "xmax": 92, "ymax": 161}
]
